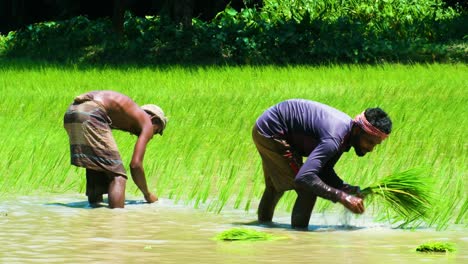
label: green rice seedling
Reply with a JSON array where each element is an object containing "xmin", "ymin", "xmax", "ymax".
[
  {"xmin": 214, "ymin": 228, "xmax": 286, "ymax": 241},
  {"xmin": 428, "ymin": 165, "xmax": 466, "ymax": 230},
  {"xmin": 361, "ymin": 167, "xmax": 434, "ymax": 227},
  {"xmin": 416, "ymin": 241, "xmax": 456, "ymax": 253},
  {"xmin": 455, "ymin": 198, "xmax": 467, "ymax": 225},
  {"xmin": 0, "ymin": 61, "xmax": 466, "ymax": 229}
]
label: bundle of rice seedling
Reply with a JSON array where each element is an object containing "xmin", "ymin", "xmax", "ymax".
[
  {"xmin": 416, "ymin": 241, "xmax": 456, "ymax": 253},
  {"xmin": 361, "ymin": 167, "xmax": 434, "ymax": 227},
  {"xmin": 214, "ymin": 228, "xmax": 286, "ymax": 241}
]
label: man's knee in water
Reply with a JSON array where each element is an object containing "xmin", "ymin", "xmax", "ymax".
[
  {"xmin": 291, "ymin": 190, "xmax": 317, "ymax": 230},
  {"xmin": 86, "ymin": 169, "xmax": 107, "ymax": 206},
  {"xmin": 88, "ymin": 194, "xmax": 103, "ymax": 204},
  {"xmin": 258, "ymin": 187, "xmax": 285, "ymax": 222},
  {"xmin": 108, "ymin": 175, "xmax": 127, "ymax": 208},
  {"xmin": 291, "ymin": 212, "xmax": 311, "ymax": 230}
]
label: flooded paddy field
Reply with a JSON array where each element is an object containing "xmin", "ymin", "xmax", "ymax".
[{"xmin": 0, "ymin": 195, "xmax": 466, "ymax": 263}]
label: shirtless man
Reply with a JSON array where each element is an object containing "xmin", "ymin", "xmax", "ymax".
[
  {"xmin": 253, "ymin": 99, "xmax": 392, "ymax": 229},
  {"xmin": 63, "ymin": 90, "xmax": 167, "ymax": 208}
]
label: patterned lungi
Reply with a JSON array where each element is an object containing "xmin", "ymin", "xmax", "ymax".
[{"xmin": 63, "ymin": 96, "xmax": 127, "ymax": 179}]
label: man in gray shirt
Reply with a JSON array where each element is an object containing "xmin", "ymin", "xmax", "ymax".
[{"xmin": 253, "ymin": 99, "xmax": 392, "ymax": 229}]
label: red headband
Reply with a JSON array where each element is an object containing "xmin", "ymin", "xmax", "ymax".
[{"xmin": 353, "ymin": 112, "xmax": 389, "ymax": 140}]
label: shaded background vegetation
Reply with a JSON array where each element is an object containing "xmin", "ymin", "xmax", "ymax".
[{"xmin": 0, "ymin": 0, "xmax": 467, "ymax": 64}]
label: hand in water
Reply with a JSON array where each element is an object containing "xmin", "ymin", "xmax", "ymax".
[
  {"xmin": 144, "ymin": 192, "xmax": 158, "ymax": 203},
  {"xmin": 339, "ymin": 192, "xmax": 365, "ymax": 214}
]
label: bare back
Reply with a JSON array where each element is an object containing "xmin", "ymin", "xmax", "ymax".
[{"xmin": 85, "ymin": 90, "xmax": 150, "ymax": 135}]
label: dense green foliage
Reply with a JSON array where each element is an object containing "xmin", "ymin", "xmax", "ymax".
[
  {"xmin": 0, "ymin": 61, "xmax": 465, "ymax": 230},
  {"xmin": 1, "ymin": 0, "xmax": 466, "ymax": 64}
]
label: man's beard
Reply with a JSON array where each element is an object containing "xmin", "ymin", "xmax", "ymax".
[
  {"xmin": 351, "ymin": 134, "xmax": 366, "ymax": 157},
  {"xmin": 354, "ymin": 147, "xmax": 366, "ymax": 157}
]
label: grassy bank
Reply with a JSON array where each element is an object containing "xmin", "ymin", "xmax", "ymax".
[{"xmin": 0, "ymin": 60, "xmax": 465, "ymax": 229}]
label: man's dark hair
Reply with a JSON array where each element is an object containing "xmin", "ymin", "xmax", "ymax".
[{"xmin": 364, "ymin": 108, "xmax": 392, "ymax": 134}]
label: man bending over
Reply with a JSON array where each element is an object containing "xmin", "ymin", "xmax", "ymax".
[
  {"xmin": 64, "ymin": 90, "xmax": 167, "ymax": 208},
  {"xmin": 253, "ymin": 99, "xmax": 392, "ymax": 229}
]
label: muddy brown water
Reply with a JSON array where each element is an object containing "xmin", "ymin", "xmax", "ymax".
[{"xmin": 0, "ymin": 195, "xmax": 466, "ymax": 263}]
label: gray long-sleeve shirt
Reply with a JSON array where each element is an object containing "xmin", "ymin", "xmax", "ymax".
[{"xmin": 255, "ymin": 99, "xmax": 353, "ymax": 201}]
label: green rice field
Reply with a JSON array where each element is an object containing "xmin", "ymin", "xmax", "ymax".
[{"xmin": 0, "ymin": 61, "xmax": 466, "ymax": 229}]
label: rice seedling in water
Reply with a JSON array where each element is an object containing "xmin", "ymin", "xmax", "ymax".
[
  {"xmin": 0, "ymin": 61, "xmax": 465, "ymax": 229},
  {"xmin": 416, "ymin": 241, "xmax": 456, "ymax": 253},
  {"xmin": 214, "ymin": 227, "xmax": 286, "ymax": 241},
  {"xmin": 361, "ymin": 167, "xmax": 434, "ymax": 227}
]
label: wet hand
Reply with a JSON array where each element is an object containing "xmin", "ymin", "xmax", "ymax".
[
  {"xmin": 341, "ymin": 183, "xmax": 362, "ymax": 197},
  {"xmin": 144, "ymin": 192, "xmax": 158, "ymax": 203},
  {"xmin": 339, "ymin": 192, "xmax": 365, "ymax": 214}
]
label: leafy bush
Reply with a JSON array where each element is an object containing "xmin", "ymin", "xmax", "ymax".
[
  {"xmin": 0, "ymin": 34, "xmax": 7, "ymax": 55},
  {"xmin": 1, "ymin": 0, "xmax": 466, "ymax": 64}
]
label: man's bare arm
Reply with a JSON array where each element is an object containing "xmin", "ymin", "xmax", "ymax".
[{"xmin": 127, "ymin": 106, "xmax": 158, "ymax": 203}]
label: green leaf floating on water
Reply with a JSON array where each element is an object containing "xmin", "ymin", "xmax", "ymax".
[
  {"xmin": 416, "ymin": 242, "xmax": 456, "ymax": 253},
  {"xmin": 214, "ymin": 228, "xmax": 287, "ymax": 241}
]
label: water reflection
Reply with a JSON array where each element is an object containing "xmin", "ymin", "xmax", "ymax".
[
  {"xmin": 232, "ymin": 219, "xmax": 366, "ymax": 232},
  {"xmin": 0, "ymin": 195, "xmax": 466, "ymax": 263}
]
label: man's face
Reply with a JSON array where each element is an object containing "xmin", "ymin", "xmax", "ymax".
[
  {"xmin": 352, "ymin": 129, "xmax": 383, "ymax": 157},
  {"xmin": 151, "ymin": 117, "xmax": 163, "ymax": 135}
]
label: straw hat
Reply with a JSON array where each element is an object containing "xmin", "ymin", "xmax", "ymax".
[{"xmin": 141, "ymin": 104, "xmax": 168, "ymax": 135}]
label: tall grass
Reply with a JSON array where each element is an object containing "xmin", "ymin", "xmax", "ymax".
[{"xmin": 0, "ymin": 61, "xmax": 466, "ymax": 229}]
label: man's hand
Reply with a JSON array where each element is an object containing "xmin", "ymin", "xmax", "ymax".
[
  {"xmin": 339, "ymin": 192, "xmax": 365, "ymax": 214},
  {"xmin": 144, "ymin": 192, "xmax": 158, "ymax": 203},
  {"xmin": 341, "ymin": 183, "xmax": 362, "ymax": 197}
]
